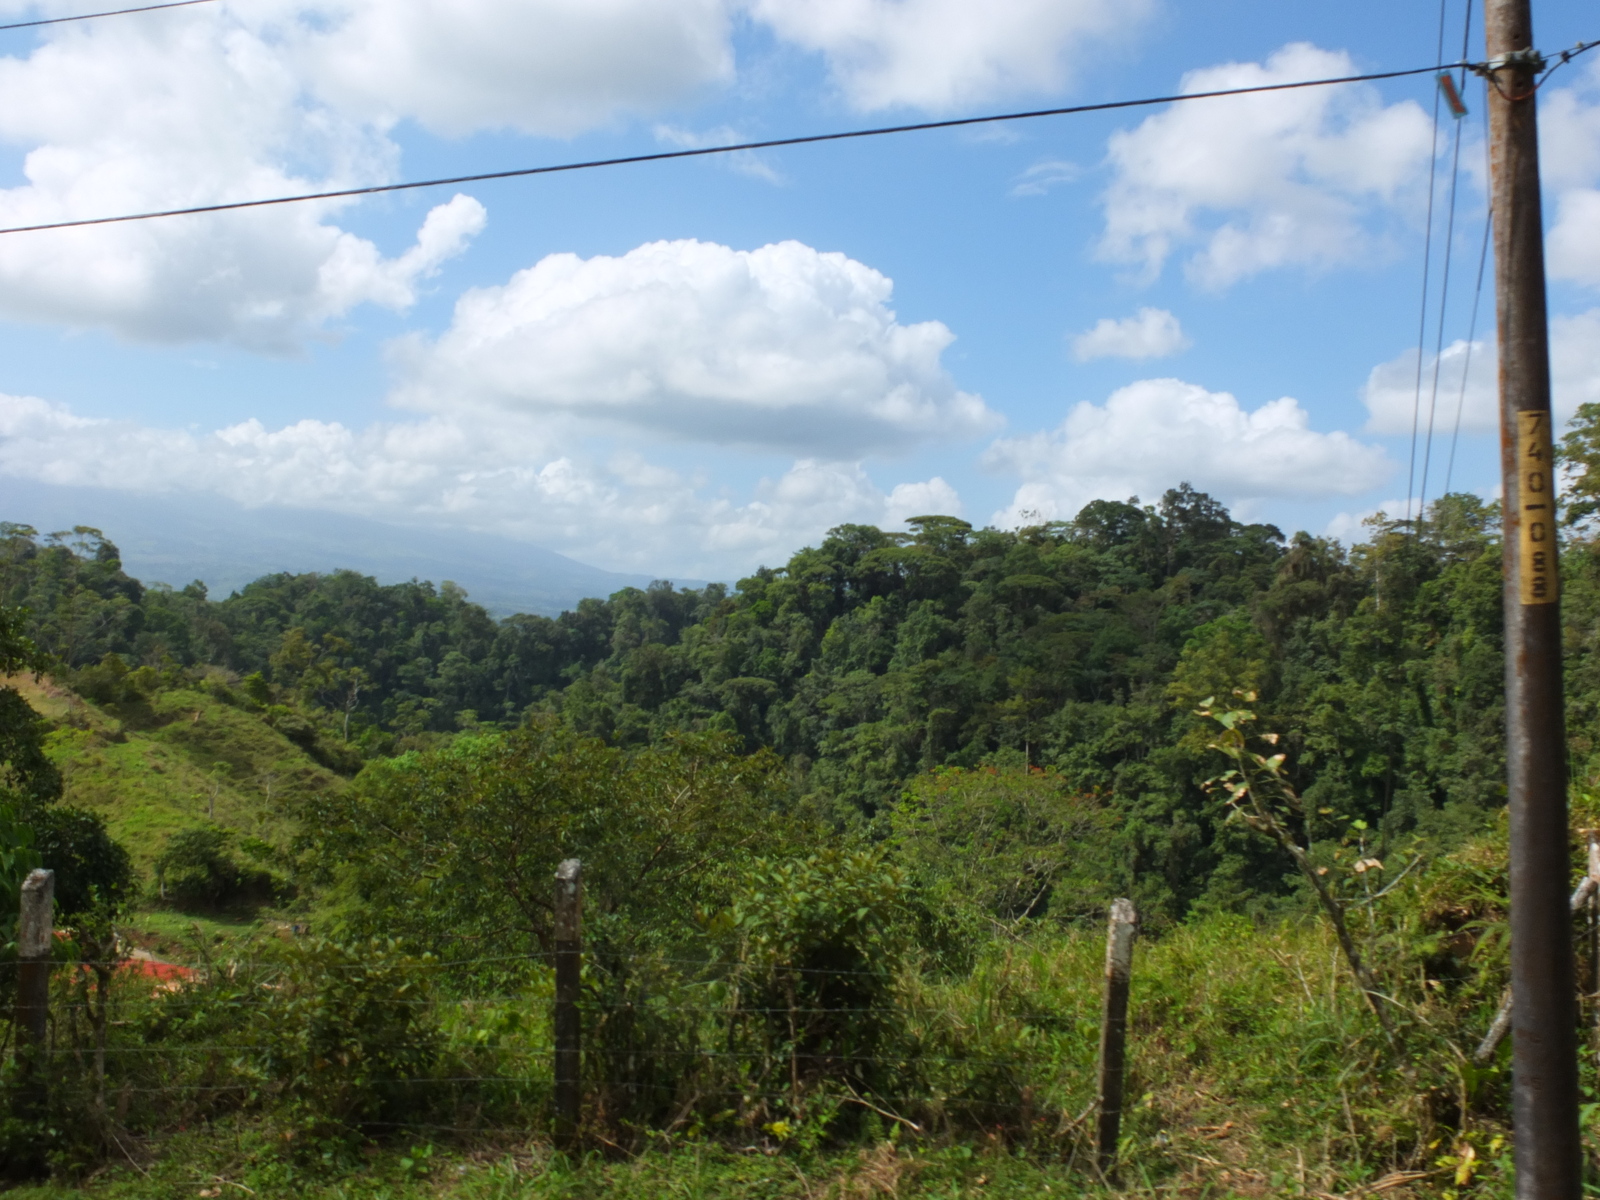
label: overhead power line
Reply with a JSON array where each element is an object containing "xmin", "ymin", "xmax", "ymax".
[
  {"xmin": 0, "ymin": 61, "xmax": 1482, "ymax": 237},
  {"xmin": 0, "ymin": 0, "xmax": 214, "ymax": 34}
]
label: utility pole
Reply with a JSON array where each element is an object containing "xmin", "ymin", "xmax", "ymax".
[{"xmin": 1484, "ymin": 0, "xmax": 1580, "ymax": 1194}]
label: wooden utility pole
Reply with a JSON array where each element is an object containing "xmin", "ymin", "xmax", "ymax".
[
  {"xmin": 14, "ymin": 868, "xmax": 55, "ymax": 1118},
  {"xmin": 553, "ymin": 858, "xmax": 583, "ymax": 1151},
  {"xmin": 1095, "ymin": 898, "xmax": 1137, "ymax": 1180},
  {"xmin": 1484, "ymin": 0, "xmax": 1581, "ymax": 1193}
]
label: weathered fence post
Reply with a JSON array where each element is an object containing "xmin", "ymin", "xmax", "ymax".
[
  {"xmin": 15, "ymin": 868, "xmax": 55, "ymax": 1118},
  {"xmin": 1590, "ymin": 834, "xmax": 1599, "ymax": 1068},
  {"xmin": 1096, "ymin": 897, "xmax": 1137, "ymax": 1180},
  {"xmin": 553, "ymin": 858, "xmax": 582, "ymax": 1151}
]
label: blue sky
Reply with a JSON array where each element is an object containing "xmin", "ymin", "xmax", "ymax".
[{"xmin": 0, "ymin": 0, "xmax": 1597, "ymax": 582}]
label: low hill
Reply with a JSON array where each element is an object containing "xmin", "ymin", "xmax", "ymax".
[{"xmin": 12, "ymin": 671, "xmax": 343, "ymax": 873}]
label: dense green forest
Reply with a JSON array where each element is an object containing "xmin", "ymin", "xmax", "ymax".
[
  {"xmin": 7, "ymin": 421, "xmax": 1600, "ymax": 1194},
  {"xmin": 0, "ymin": 477, "xmax": 1551, "ymax": 921}
]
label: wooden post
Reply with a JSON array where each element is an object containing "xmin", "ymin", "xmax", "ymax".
[
  {"xmin": 553, "ymin": 858, "xmax": 582, "ymax": 1151},
  {"xmin": 1096, "ymin": 898, "xmax": 1137, "ymax": 1179},
  {"xmin": 1484, "ymin": 1, "xmax": 1581, "ymax": 1192},
  {"xmin": 14, "ymin": 868, "xmax": 55, "ymax": 1117},
  {"xmin": 1589, "ymin": 835, "xmax": 1599, "ymax": 1070}
]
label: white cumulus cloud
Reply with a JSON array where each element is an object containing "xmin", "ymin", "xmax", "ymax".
[
  {"xmin": 1071, "ymin": 307, "xmax": 1190, "ymax": 360},
  {"xmin": 985, "ymin": 377, "xmax": 1390, "ymax": 526},
  {"xmin": 0, "ymin": 0, "xmax": 740, "ymax": 348},
  {"xmin": 886, "ymin": 476, "xmax": 963, "ymax": 523},
  {"xmin": 389, "ymin": 238, "xmax": 998, "ymax": 456},
  {"xmin": 1544, "ymin": 61, "xmax": 1600, "ymax": 289},
  {"xmin": 745, "ymin": 0, "xmax": 1152, "ymax": 111},
  {"xmin": 295, "ymin": 0, "xmax": 733, "ymax": 137},
  {"xmin": 0, "ymin": 11, "xmax": 489, "ymax": 349},
  {"xmin": 1361, "ymin": 340, "xmax": 1498, "ymax": 436},
  {"xmin": 1361, "ymin": 313, "xmax": 1600, "ymax": 436},
  {"xmin": 0, "ymin": 0, "xmax": 1171, "ymax": 348},
  {"xmin": 1099, "ymin": 43, "xmax": 1435, "ymax": 287}
]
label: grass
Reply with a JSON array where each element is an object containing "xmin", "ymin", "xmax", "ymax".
[
  {"xmin": 120, "ymin": 909, "xmax": 273, "ymax": 961},
  {"xmin": 6, "ymin": 672, "xmax": 343, "ymax": 969},
  {"xmin": 12, "ymin": 673, "xmax": 345, "ymax": 871},
  {"xmin": 6, "ymin": 1138, "xmax": 1116, "ymax": 1200}
]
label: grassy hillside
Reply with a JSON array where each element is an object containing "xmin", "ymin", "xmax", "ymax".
[{"xmin": 11, "ymin": 671, "xmax": 343, "ymax": 872}]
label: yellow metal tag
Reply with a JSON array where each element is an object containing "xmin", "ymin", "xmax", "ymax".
[{"xmin": 1516, "ymin": 409, "xmax": 1558, "ymax": 605}]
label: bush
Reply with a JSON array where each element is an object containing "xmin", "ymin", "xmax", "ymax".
[
  {"xmin": 253, "ymin": 938, "xmax": 444, "ymax": 1140},
  {"xmin": 70, "ymin": 653, "xmax": 156, "ymax": 707},
  {"xmin": 305, "ymin": 723, "xmax": 796, "ymax": 958},
  {"xmin": 154, "ymin": 826, "xmax": 282, "ymax": 912},
  {"xmin": 27, "ymin": 805, "xmax": 135, "ymax": 917},
  {"xmin": 891, "ymin": 767, "xmax": 1116, "ymax": 949}
]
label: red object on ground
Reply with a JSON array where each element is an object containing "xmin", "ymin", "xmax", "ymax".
[
  {"xmin": 122, "ymin": 958, "xmax": 195, "ymax": 984},
  {"xmin": 76, "ymin": 956, "xmax": 197, "ymax": 991}
]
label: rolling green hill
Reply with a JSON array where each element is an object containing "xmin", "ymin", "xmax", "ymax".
[{"xmin": 13, "ymin": 671, "xmax": 342, "ymax": 874}]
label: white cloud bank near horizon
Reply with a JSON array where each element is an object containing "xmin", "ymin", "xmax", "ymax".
[
  {"xmin": 0, "ymin": 391, "xmax": 966, "ymax": 578},
  {"xmin": 0, "ymin": 377, "xmax": 1401, "ymax": 577},
  {"xmin": 0, "ymin": 375, "xmax": 1409, "ymax": 578},
  {"xmin": 0, "ymin": 233, "xmax": 992, "ymax": 576},
  {"xmin": 985, "ymin": 378, "xmax": 1391, "ymax": 527}
]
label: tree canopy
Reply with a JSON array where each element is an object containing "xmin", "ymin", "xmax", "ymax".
[{"xmin": 1, "ymin": 475, "xmax": 1554, "ymax": 921}]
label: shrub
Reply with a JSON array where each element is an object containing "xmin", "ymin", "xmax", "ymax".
[
  {"xmin": 253, "ymin": 938, "xmax": 443, "ymax": 1140},
  {"xmin": 891, "ymin": 767, "xmax": 1116, "ymax": 949},
  {"xmin": 154, "ymin": 826, "xmax": 281, "ymax": 912},
  {"xmin": 70, "ymin": 654, "xmax": 155, "ymax": 707},
  {"xmin": 27, "ymin": 805, "xmax": 134, "ymax": 918}
]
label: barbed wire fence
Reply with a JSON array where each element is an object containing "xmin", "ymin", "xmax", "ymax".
[
  {"xmin": 0, "ymin": 860, "xmax": 1168, "ymax": 1174},
  {"xmin": 11, "ymin": 854, "xmax": 1574, "ymax": 1182}
]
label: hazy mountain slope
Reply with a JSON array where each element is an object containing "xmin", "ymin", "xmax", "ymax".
[{"xmin": 0, "ymin": 479, "xmax": 684, "ymax": 616}]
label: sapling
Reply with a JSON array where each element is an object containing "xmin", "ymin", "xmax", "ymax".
[{"xmin": 1199, "ymin": 693, "xmax": 1398, "ymax": 1044}]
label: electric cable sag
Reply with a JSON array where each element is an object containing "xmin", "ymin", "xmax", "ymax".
[
  {"xmin": 0, "ymin": 58, "xmax": 1539, "ymax": 237},
  {"xmin": 0, "ymin": 0, "xmax": 214, "ymax": 34}
]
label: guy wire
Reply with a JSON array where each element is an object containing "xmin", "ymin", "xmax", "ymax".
[
  {"xmin": 1416, "ymin": 0, "xmax": 1476, "ymax": 527},
  {"xmin": 1443, "ymin": 102, "xmax": 1494, "ymax": 501},
  {"xmin": 1406, "ymin": 0, "xmax": 1451, "ymax": 533}
]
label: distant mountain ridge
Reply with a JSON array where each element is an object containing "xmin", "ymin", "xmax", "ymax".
[{"xmin": 0, "ymin": 480, "xmax": 688, "ymax": 616}]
